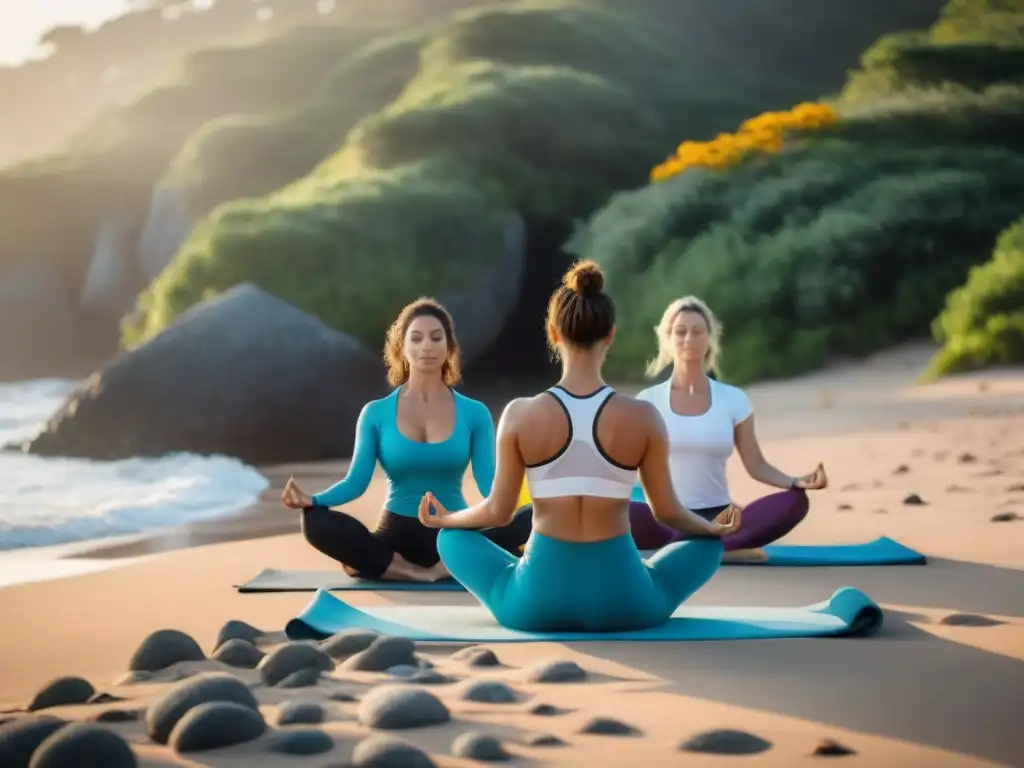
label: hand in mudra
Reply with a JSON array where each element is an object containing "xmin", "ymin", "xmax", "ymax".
[
  {"xmin": 712, "ymin": 504, "xmax": 743, "ymax": 536},
  {"xmin": 794, "ymin": 463, "xmax": 828, "ymax": 490},
  {"xmin": 281, "ymin": 476, "xmax": 313, "ymax": 509},
  {"xmin": 418, "ymin": 492, "xmax": 450, "ymax": 528}
]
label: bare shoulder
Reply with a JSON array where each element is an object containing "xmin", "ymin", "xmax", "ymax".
[{"xmin": 610, "ymin": 391, "xmax": 659, "ymax": 420}]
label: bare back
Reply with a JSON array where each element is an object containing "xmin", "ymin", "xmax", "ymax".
[{"xmin": 514, "ymin": 387, "xmax": 652, "ymax": 542}]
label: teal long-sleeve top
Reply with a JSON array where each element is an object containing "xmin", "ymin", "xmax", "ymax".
[{"xmin": 310, "ymin": 388, "xmax": 496, "ymax": 517}]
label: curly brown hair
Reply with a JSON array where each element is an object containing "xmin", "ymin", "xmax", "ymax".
[{"xmin": 383, "ymin": 297, "xmax": 462, "ymax": 387}]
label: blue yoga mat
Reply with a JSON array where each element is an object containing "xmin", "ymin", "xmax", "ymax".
[
  {"xmin": 285, "ymin": 586, "xmax": 883, "ymax": 642},
  {"xmin": 235, "ymin": 536, "xmax": 924, "ymax": 593}
]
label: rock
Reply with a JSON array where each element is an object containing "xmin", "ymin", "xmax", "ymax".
[
  {"xmin": 837, "ymin": 504, "xmax": 852, "ymax": 511},
  {"xmin": 277, "ymin": 701, "xmax": 325, "ymax": 726},
  {"xmin": 457, "ymin": 680, "xmax": 519, "ymax": 703},
  {"xmin": 438, "ymin": 213, "xmax": 526, "ymax": 364},
  {"xmin": 146, "ymin": 672, "xmax": 259, "ymax": 744},
  {"xmin": 387, "ymin": 665, "xmax": 420, "ymax": 678},
  {"xmin": 259, "ymin": 642, "xmax": 335, "ymax": 686},
  {"xmin": 939, "ymin": 613, "xmax": 1004, "ymax": 627},
  {"xmin": 28, "ymin": 723, "xmax": 137, "ymax": 767},
  {"xmin": 212, "ymin": 639, "xmax": 265, "ymax": 669},
  {"xmin": 351, "ymin": 734, "xmax": 438, "ymax": 767},
  {"xmin": 168, "ymin": 701, "xmax": 266, "ymax": 753},
  {"xmin": 357, "ymin": 686, "xmax": 450, "ymax": 729},
  {"xmin": 529, "ymin": 703, "xmax": 563, "ymax": 716},
  {"xmin": 0, "ymin": 715, "xmax": 68, "ymax": 768},
  {"xmin": 991, "ymin": 512, "xmax": 1021, "ymax": 523},
  {"xmin": 813, "ymin": 737, "xmax": 856, "ymax": 756},
  {"xmin": 277, "ymin": 667, "xmax": 322, "ymax": 688},
  {"xmin": 214, "ymin": 620, "xmax": 263, "ymax": 650},
  {"xmin": 451, "ymin": 646, "xmax": 500, "ymax": 667},
  {"xmin": 579, "ymin": 717, "xmax": 637, "ymax": 736},
  {"xmin": 958, "ymin": 452, "xmax": 977, "ymax": 464},
  {"xmin": 525, "ymin": 732, "xmax": 566, "ymax": 747},
  {"xmin": 128, "ymin": 629, "xmax": 205, "ymax": 672},
  {"xmin": 320, "ymin": 629, "xmax": 381, "ymax": 659},
  {"xmin": 27, "ymin": 677, "xmax": 95, "ymax": 711},
  {"xmin": 92, "ymin": 710, "xmax": 140, "ymax": 724},
  {"xmin": 112, "ymin": 671, "xmax": 151, "ymax": 685},
  {"xmin": 902, "ymin": 493, "xmax": 926, "ymax": 506},
  {"xmin": 85, "ymin": 693, "xmax": 122, "ymax": 705},
  {"xmin": 329, "ymin": 691, "xmax": 357, "ymax": 702},
  {"xmin": 406, "ymin": 670, "xmax": 453, "ymax": 685},
  {"xmin": 1007, "ymin": 483, "xmax": 1024, "ymax": 492},
  {"xmin": 526, "ymin": 660, "xmax": 587, "ymax": 683},
  {"xmin": 0, "ymin": 263, "xmax": 83, "ymax": 382},
  {"xmin": 892, "ymin": 464, "xmax": 909, "ymax": 474},
  {"xmin": 267, "ymin": 728, "xmax": 334, "ymax": 755},
  {"xmin": 342, "ymin": 637, "xmax": 417, "ymax": 672},
  {"xmin": 679, "ymin": 728, "xmax": 772, "ymax": 754},
  {"xmin": 451, "ymin": 731, "xmax": 511, "ymax": 761},
  {"xmin": 21, "ymin": 285, "xmax": 388, "ymax": 465}
]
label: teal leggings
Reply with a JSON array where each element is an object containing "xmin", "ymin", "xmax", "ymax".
[{"xmin": 436, "ymin": 529, "xmax": 723, "ymax": 632}]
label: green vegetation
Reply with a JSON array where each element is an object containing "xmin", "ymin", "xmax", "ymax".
[
  {"xmin": 569, "ymin": 0, "xmax": 1024, "ymax": 384},
  {"xmin": 925, "ymin": 215, "xmax": 1024, "ymax": 377},
  {"xmin": 121, "ymin": 0, "xmax": 946, "ymax": 352}
]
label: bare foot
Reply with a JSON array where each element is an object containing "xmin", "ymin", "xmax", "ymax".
[
  {"xmin": 426, "ymin": 562, "xmax": 452, "ymax": 582},
  {"xmin": 723, "ymin": 548, "xmax": 768, "ymax": 564}
]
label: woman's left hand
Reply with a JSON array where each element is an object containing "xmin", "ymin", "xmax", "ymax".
[
  {"xmin": 418, "ymin": 492, "xmax": 451, "ymax": 528},
  {"xmin": 794, "ymin": 463, "xmax": 828, "ymax": 490}
]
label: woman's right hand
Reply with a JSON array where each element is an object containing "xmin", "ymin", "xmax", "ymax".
[
  {"xmin": 710, "ymin": 504, "xmax": 743, "ymax": 537},
  {"xmin": 282, "ymin": 476, "xmax": 313, "ymax": 509}
]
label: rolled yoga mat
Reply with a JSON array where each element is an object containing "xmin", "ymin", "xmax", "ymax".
[
  {"xmin": 284, "ymin": 586, "xmax": 884, "ymax": 642},
  {"xmin": 236, "ymin": 536, "xmax": 925, "ymax": 593}
]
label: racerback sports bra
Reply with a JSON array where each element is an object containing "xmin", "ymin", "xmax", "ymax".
[{"xmin": 523, "ymin": 385, "xmax": 638, "ymax": 500}]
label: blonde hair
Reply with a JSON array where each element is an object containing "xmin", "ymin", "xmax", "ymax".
[{"xmin": 644, "ymin": 296, "xmax": 722, "ymax": 378}]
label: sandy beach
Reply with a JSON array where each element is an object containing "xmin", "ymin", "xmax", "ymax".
[{"xmin": 1, "ymin": 342, "xmax": 1022, "ymax": 767}]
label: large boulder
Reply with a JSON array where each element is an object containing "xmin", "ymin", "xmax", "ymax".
[{"xmin": 16, "ymin": 284, "xmax": 388, "ymax": 464}]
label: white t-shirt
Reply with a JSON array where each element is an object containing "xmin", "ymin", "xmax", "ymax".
[{"xmin": 636, "ymin": 377, "xmax": 753, "ymax": 509}]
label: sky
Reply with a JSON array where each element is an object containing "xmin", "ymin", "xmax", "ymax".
[{"xmin": 0, "ymin": 1, "xmax": 136, "ymax": 66}]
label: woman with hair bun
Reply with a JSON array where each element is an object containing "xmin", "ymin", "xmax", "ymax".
[
  {"xmin": 417, "ymin": 261, "xmax": 739, "ymax": 632},
  {"xmin": 281, "ymin": 298, "xmax": 532, "ymax": 582},
  {"xmin": 628, "ymin": 297, "xmax": 827, "ymax": 563}
]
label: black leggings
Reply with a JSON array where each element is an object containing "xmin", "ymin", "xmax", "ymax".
[{"xmin": 301, "ymin": 505, "xmax": 533, "ymax": 580}]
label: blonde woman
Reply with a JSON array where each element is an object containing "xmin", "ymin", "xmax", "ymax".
[{"xmin": 628, "ymin": 297, "xmax": 827, "ymax": 563}]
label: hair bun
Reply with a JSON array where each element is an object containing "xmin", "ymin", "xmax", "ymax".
[{"xmin": 564, "ymin": 260, "xmax": 605, "ymax": 298}]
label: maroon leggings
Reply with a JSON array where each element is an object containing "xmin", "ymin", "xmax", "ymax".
[{"xmin": 629, "ymin": 489, "xmax": 809, "ymax": 551}]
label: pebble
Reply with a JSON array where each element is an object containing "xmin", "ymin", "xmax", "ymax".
[
  {"xmin": 28, "ymin": 723, "xmax": 137, "ymax": 768},
  {"xmin": 92, "ymin": 710, "xmax": 140, "ymax": 724},
  {"xmin": 451, "ymin": 646, "xmax": 500, "ymax": 667},
  {"xmin": 1007, "ymin": 483, "xmax": 1024, "ymax": 493},
  {"xmin": 277, "ymin": 667, "xmax": 322, "ymax": 688},
  {"xmin": 991, "ymin": 512, "xmax": 1021, "ymax": 522},
  {"xmin": 357, "ymin": 685, "xmax": 450, "ymax": 729},
  {"xmin": 27, "ymin": 677, "xmax": 95, "ymax": 711},
  {"xmin": 0, "ymin": 715, "xmax": 68, "ymax": 768},
  {"xmin": 680, "ymin": 728, "xmax": 772, "ymax": 754},
  {"xmin": 837, "ymin": 504, "xmax": 852, "ymax": 511},
  {"xmin": 892, "ymin": 464, "xmax": 910, "ymax": 474},
  {"xmin": 258, "ymin": 642, "xmax": 335, "ymax": 686},
  {"xmin": 939, "ymin": 613, "xmax": 1004, "ymax": 627},
  {"xmin": 320, "ymin": 629, "xmax": 381, "ymax": 659},
  {"xmin": 457, "ymin": 680, "xmax": 519, "ymax": 703},
  {"xmin": 526, "ymin": 660, "xmax": 587, "ymax": 683},
  {"xmin": 267, "ymin": 727, "xmax": 334, "ymax": 755},
  {"xmin": 578, "ymin": 717, "xmax": 637, "ymax": 735},
  {"xmin": 902, "ymin": 493, "xmax": 926, "ymax": 506},
  {"xmin": 128, "ymin": 629, "xmax": 205, "ymax": 672},
  {"xmin": 146, "ymin": 671, "xmax": 259, "ymax": 744},
  {"xmin": 351, "ymin": 734, "xmax": 438, "ymax": 767},
  {"xmin": 529, "ymin": 703, "xmax": 563, "ymax": 716},
  {"xmin": 214, "ymin": 619, "xmax": 263, "ymax": 650},
  {"xmin": 343, "ymin": 637, "xmax": 417, "ymax": 672},
  {"xmin": 168, "ymin": 701, "xmax": 266, "ymax": 753},
  {"xmin": 276, "ymin": 701, "xmax": 325, "ymax": 726},
  {"xmin": 451, "ymin": 731, "xmax": 511, "ymax": 761},
  {"xmin": 212, "ymin": 639, "xmax": 265, "ymax": 669},
  {"xmin": 813, "ymin": 737, "xmax": 856, "ymax": 756},
  {"xmin": 525, "ymin": 732, "xmax": 566, "ymax": 747},
  {"xmin": 328, "ymin": 691, "xmax": 357, "ymax": 702},
  {"xmin": 958, "ymin": 452, "xmax": 977, "ymax": 464}
]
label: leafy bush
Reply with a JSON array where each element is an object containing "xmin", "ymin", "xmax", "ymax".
[{"xmin": 925, "ymin": 216, "xmax": 1024, "ymax": 376}]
